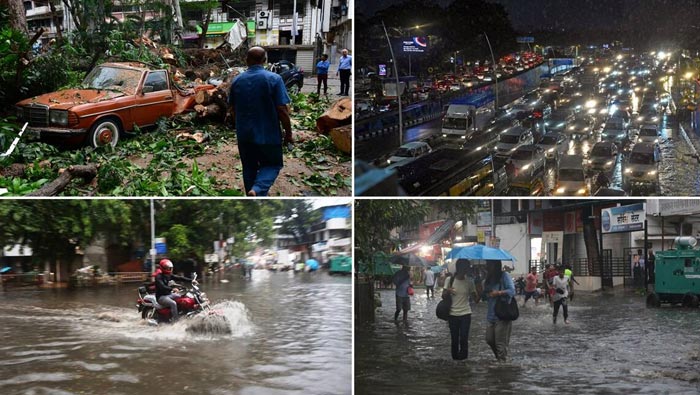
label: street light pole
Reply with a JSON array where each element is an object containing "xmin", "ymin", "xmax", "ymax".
[
  {"xmin": 484, "ymin": 32, "xmax": 499, "ymax": 109},
  {"xmin": 150, "ymin": 199, "xmax": 156, "ymax": 275},
  {"xmin": 383, "ymin": 20, "xmax": 403, "ymax": 146}
]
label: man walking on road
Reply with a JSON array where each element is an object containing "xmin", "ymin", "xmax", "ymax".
[
  {"xmin": 393, "ymin": 265, "xmax": 411, "ymax": 321},
  {"xmin": 552, "ymin": 270, "xmax": 570, "ymax": 324},
  {"xmin": 228, "ymin": 46, "xmax": 292, "ymax": 196},
  {"xmin": 423, "ymin": 267, "xmax": 435, "ymax": 298},
  {"xmin": 337, "ymin": 49, "xmax": 352, "ymax": 96},
  {"xmin": 522, "ymin": 266, "xmax": 539, "ymax": 307}
]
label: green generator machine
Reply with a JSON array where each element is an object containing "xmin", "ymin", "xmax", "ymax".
[
  {"xmin": 329, "ymin": 255, "xmax": 351, "ymax": 275},
  {"xmin": 647, "ymin": 236, "xmax": 700, "ymax": 308}
]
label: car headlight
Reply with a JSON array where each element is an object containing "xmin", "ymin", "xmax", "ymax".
[
  {"xmin": 511, "ymin": 147, "xmax": 517, "ymax": 152},
  {"xmin": 652, "ymin": 117, "xmax": 658, "ymax": 122},
  {"xmin": 50, "ymin": 110, "xmax": 68, "ymax": 126},
  {"xmin": 461, "ymin": 135, "xmax": 466, "ymax": 139},
  {"xmin": 654, "ymin": 139, "xmax": 659, "ymax": 143},
  {"xmin": 625, "ymin": 168, "xmax": 632, "ymax": 174},
  {"xmin": 522, "ymin": 164, "xmax": 531, "ymax": 170},
  {"xmin": 548, "ymin": 148, "xmax": 555, "ymax": 153},
  {"xmin": 648, "ymin": 170, "xmax": 657, "ymax": 175},
  {"xmin": 587, "ymin": 159, "xmax": 593, "ymax": 164},
  {"xmin": 556, "ymin": 187, "xmax": 566, "ymax": 194},
  {"xmin": 577, "ymin": 188, "xmax": 586, "ymax": 195},
  {"xmin": 637, "ymin": 116, "xmax": 644, "ymax": 121},
  {"xmin": 387, "ymin": 159, "xmax": 391, "ymax": 164},
  {"xmin": 605, "ymin": 160, "xmax": 613, "ymax": 166}
]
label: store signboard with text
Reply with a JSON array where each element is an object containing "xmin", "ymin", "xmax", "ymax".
[{"xmin": 601, "ymin": 203, "xmax": 646, "ymax": 233}]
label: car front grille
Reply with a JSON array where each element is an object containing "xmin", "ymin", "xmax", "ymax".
[{"xmin": 22, "ymin": 104, "xmax": 49, "ymax": 127}]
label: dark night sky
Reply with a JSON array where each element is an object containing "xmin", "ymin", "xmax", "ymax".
[{"xmin": 358, "ymin": 0, "xmax": 700, "ymax": 35}]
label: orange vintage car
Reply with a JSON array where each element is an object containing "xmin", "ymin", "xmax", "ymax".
[{"xmin": 15, "ymin": 62, "xmax": 212, "ymax": 147}]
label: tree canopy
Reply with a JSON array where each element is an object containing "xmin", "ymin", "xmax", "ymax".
[{"xmin": 0, "ymin": 199, "xmax": 291, "ymax": 269}]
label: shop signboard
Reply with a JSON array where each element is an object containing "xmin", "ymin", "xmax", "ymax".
[{"xmin": 601, "ymin": 203, "xmax": 646, "ymax": 233}]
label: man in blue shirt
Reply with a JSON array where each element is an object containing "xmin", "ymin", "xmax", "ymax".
[
  {"xmin": 316, "ymin": 54, "xmax": 330, "ymax": 95},
  {"xmin": 228, "ymin": 47, "xmax": 292, "ymax": 196},
  {"xmin": 336, "ymin": 48, "xmax": 352, "ymax": 96}
]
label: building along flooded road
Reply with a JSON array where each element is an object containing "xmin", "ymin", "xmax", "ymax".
[
  {"xmin": 0, "ymin": 270, "xmax": 351, "ymax": 395},
  {"xmin": 355, "ymin": 288, "xmax": 700, "ymax": 394}
]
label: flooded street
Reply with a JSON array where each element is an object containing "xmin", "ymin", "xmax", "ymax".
[
  {"xmin": 0, "ymin": 270, "xmax": 351, "ymax": 395},
  {"xmin": 356, "ymin": 289, "xmax": 700, "ymax": 394}
]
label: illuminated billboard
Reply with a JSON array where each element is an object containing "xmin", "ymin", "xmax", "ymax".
[{"xmin": 400, "ymin": 37, "xmax": 428, "ymax": 53}]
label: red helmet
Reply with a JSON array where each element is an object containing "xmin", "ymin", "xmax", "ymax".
[{"xmin": 159, "ymin": 259, "xmax": 173, "ymax": 274}]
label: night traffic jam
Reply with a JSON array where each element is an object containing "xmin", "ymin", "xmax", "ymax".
[{"xmin": 356, "ymin": 48, "xmax": 700, "ymax": 197}]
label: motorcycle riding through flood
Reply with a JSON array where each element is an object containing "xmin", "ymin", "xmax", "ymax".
[{"xmin": 136, "ymin": 259, "xmax": 231, "ymax": 334}]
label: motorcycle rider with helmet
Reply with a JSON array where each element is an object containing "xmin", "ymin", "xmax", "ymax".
[{"xmin": 155, "ymin": 259, "xmax": 197, "ymax": 322}]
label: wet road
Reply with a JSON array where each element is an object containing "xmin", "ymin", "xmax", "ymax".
[
  {"xmin": 0, "ymin": 270, "xmax": 351, "ymax": 395},
  {"xmin": 355, "ymin": 288, "xmax": 700, "ymax": 394}
]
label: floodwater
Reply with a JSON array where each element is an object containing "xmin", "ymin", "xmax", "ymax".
[
  {"xmin": 0, "ymin": 270, "xmax": 351, "ymax": 395},
  {"xmin": 355, "ymin": 288, "xmax": 700, "ymax": 394}
]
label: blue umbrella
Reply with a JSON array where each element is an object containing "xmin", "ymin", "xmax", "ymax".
[
  {"xmin": 446, "ymin": 245, "xmax": 516, "ymax": 261},
  {"xmin": 305, "ymin": 259, "xmax": 319, "ymax": 271}
]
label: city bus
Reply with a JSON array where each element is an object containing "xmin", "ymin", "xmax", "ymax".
[{"xmin": 397, "ymin": 149, "xmax": 507, "ymax": 196}]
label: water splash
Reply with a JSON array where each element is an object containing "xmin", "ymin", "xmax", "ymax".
[{"xmin": 209, "ymin": 300, "xmax": 254, "ymax": 338}]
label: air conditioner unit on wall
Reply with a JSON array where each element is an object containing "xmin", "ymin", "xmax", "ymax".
[{"xmin": 257, "ymin": 10, "xmax": 269, "ymax": 30}]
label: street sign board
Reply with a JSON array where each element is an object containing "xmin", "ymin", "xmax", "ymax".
[
  {"xmin": 601, "ymin": 203, "xmax": 646, "ymax": 233},
  {"xmin": 516, "ymin": 36, "xmax": 535, "ymax": 43},
  {"xmin": 378, "ymin": 64, "xmax": 387, "ymax": 76},
  {"xmin": 154, "ymin": 238, "xmax": 167, "ymax": 254}
]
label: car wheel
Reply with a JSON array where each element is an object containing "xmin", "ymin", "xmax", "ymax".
[
  {"xmin": 88, "ymin": 118, "xmax": 121, "ymax": 148},
  {"xmin": 287, "ymin": 82, "xmax": 301, "ymax": 95}
]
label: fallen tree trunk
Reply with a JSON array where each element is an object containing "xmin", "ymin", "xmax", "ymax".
[
  {"xmin": 194, "ymin": 103, "xmax": 222, "ymax": 118},
  {"xmin": 194, "ymin": 89, "xmax": 215, "ymax": 105},
  {"xmin": 26, "ymin": 164, "xmax": 98, "ymax": 196},
  {"xmin": 316, "ymin": 97, "xmax": 352, "ymax": 134},
  {"xmin": 329, "ymin": 125, "xmax": 351, "ymax": 154}
]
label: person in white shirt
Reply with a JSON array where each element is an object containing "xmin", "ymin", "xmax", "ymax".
[
  {"xmin": 423, "ymin": 267, "xmax": 436, "ymax": 298},
  {"xmin": 446, "ymin": 259, "xmax": 480, "ymax": 360},
  {"xmin": 551, "ymin": 270, "xmax": 570, "ymax": 324}
]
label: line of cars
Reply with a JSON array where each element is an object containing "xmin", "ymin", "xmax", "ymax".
[{"xmin": 491, "ymin": 54, "xmax": 667, "ymax": 196}]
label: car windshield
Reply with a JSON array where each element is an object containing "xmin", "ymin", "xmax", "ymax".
[
  {"xmin": 629, "ymin": 152, "xmax": 654, "ymax": 164},
  {"xmin": 591, "ymin": 145, "xmax": 611, "ymax": 156},
  {"xmin": 559, "ymin": 169, "xmax": 585, "ymax": 181},
  {"xmin": 511, "ymin": 150, "xmax": 533, "ymax": 160},
  {"xmin": 639, "ymin": 129, "xmax": 657, "ymax": 136},
  {"xmin": 499, "ymin": 135, "xmax": 520, "ymax": 144},
  {"xmin": 82, "ymin": 66, "xmax": 142, "ymax": 94},
  {"xmin": 443, "ymin": 117, "xmax": 468, "ymax": 129},
  {"xmin": 393, "ymin": 148, "xmax": 413, "ymax": 157}
]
